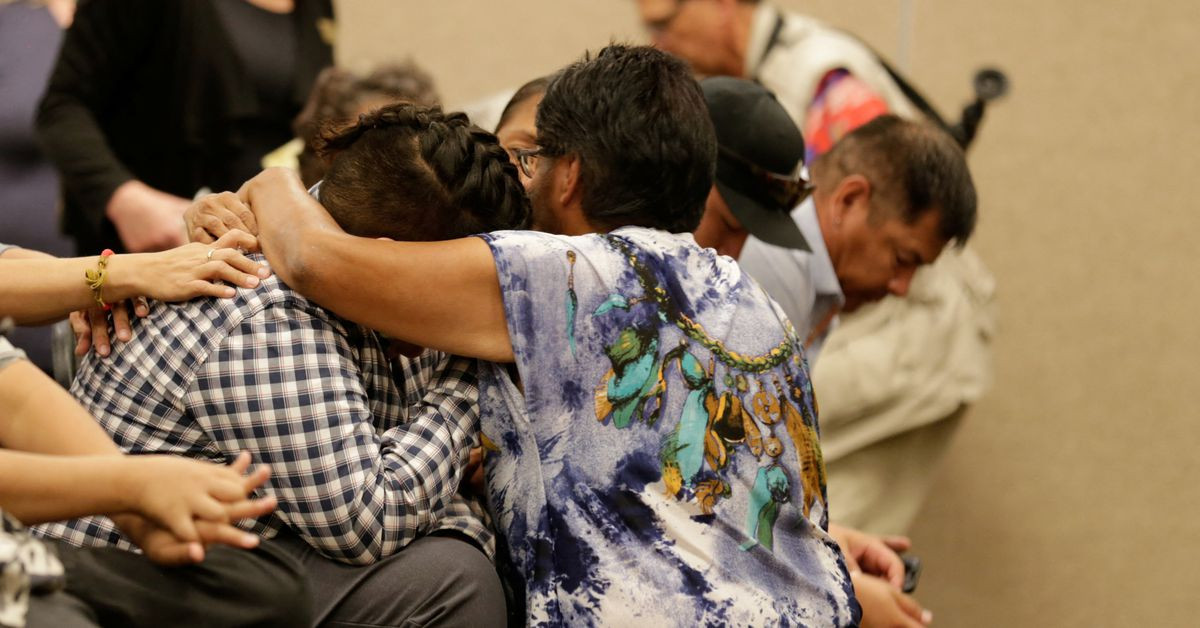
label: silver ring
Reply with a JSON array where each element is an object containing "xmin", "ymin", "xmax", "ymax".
[{"xmin": 206, "ymin": 248, "xmax": 216, "ymax": 261}]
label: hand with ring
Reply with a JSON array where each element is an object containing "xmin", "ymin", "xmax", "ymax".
[{"xmin": 71, "ymin": 230, "xmax": 271, "ymax": 356}]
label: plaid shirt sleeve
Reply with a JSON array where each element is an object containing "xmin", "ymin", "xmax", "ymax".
[{"xmin": 185, "ymin": 302, "xmax": 481, "ymax": 566}]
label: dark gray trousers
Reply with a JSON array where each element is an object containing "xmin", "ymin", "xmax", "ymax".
[
  {"xmin": 268, "ymin": 530, "xmax": 507, "ymax": 628},
  {"xmin": 26, "ymin": 540, "xmax": 310, "ymax": 627}
]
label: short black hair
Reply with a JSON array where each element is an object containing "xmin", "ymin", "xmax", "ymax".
[
  {"xmin": 536, "ymin": 44, "xmax": 716, "ymax": 233},
  {"xmin": 495, "ymin": 75, "xmax": 550, "ymax": 134},
  {"xmin": 314, "ymin": 103, "xmax": 530, "ymax": 241},
  {"xmin": 814, "ymin": 114, "xmax": 977, "ymax": 244}
]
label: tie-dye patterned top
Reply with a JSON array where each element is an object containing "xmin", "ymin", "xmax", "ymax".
[{"xmin": 477, "ymin": 227, "xmax": 859, "ymax": 627}]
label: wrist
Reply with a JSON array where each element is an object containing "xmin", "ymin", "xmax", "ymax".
[
  {"xmin": 107, "ymin": 457, "xmax": 143, "ymax": 514},
  {"xmin": 110, "ymin": 512, "xmax": 147, "ymax": 540},
  {"xmin": 99, "ymin": 253, "xmax": 145, "ymax": 303}
]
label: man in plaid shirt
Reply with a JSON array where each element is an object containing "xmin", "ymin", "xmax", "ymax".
[{"xmin": 37, "ymin": 104, "xmax": 531, "ymax": 626}]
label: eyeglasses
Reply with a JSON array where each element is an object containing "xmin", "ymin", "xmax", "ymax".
[
  {"xmin": 718, "ymin": 145, "xmax": 812, "ymax": 210},
  {"xmin": 514, "ymin": 147, "xmax": 543, "ymax": 179}
]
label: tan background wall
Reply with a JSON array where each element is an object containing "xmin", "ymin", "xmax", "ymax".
[{"xmin": 337, "ymin": 2, "xmax": 1199, "ymax": 625}]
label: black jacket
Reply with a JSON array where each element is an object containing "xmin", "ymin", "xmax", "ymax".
[{"xmin": 36, "ymin": 0, "xmax": 334, "ymax": 254}]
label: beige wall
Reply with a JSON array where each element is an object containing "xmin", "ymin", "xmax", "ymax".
[{"xmin": 337, "ymin": 2, "xmax": 1200, "ymax": 625}]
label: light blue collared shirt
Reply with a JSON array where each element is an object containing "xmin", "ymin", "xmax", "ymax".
[{"xmin": 737, "ymin": 198, "xmax": 844, "ymax": 362}]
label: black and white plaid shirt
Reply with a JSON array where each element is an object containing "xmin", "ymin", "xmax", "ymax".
[{"xmin": 35, "ymin": 265, "xmax": 492, "ymax": 564}]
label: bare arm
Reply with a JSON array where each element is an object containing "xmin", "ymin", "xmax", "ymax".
[
  {"xmin": 0, "ymin": 247, "xmax": 54, "ymax": 261},
  {"xmin": 240, "ymin": 168, "xmax": 514, "ymax": 362},
  {"xmin": 0, "ymin": 231, "xmax": 268, "ymax": 326},
  {"xmin": 0, "ymin": 355, "xmax": 270, "ymax": 560}
]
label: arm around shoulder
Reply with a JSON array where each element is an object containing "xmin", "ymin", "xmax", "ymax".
[{"xmin": 241, "ymin": 168, "xmax": 514, "ymax": 361}]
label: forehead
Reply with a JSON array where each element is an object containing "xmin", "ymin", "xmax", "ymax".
[
  {"xmin": 889, "ymin": 208, "xmax": 948, "ymax": 262},
  {"xmin": 637, "ymin": 0, "xmax": 677, "ymax": 19},
  {"xmin": 496, "ymin": 96, "xmax": 542, "ymax": 144}
]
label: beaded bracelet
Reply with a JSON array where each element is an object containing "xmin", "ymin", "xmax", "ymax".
[{"xmin": 84, "ymin": 249, "xmax": 115, "ymax": 311}]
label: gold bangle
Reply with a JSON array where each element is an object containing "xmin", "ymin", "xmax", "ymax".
[{"xmin": 84, "ymin": 249, "xmax": 115, "ymax": 310}]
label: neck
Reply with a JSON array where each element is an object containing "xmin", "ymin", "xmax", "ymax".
[
  {"xmin": 694, "ymin": 202, "xmax": 750, "ymax": 258},
  {"xmin": 695, "ymin": 221, "xmax": 749, "ymax": 258},
  {"xmin": 556, "ymin": 202, "xmax": 604, "ymax": 236}
]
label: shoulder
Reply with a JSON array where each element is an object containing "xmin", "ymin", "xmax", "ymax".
[
  {"xmin": 480, "ymin": 230, "xmax": 617, "ymax": 283},
  {"xmin": 478, "ymin": 230, "xmax": 593, "ymax": 258}
]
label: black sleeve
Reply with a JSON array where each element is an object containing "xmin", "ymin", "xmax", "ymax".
[{"xmin": 34, "ymin": 0, "xmax": 163, "ymax": 234}]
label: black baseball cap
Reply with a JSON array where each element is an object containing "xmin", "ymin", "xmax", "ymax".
[{"xmin": 701, "ymin": 77, "xmax": 811, "ymax": 251}]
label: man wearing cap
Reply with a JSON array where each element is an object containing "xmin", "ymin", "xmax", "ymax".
[
  {"xmin": 695, "ymin": 78, "xmax": 985, "ymax": 567},
  {"xmin": 646, "ymin": 0, "xmax": 997, "ymax": 538},
  {"xmin": 696, "ymin": 77, "xmax": 976, "ymax": 354}
]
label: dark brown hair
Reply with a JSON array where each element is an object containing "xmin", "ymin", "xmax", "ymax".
[
  {"xmin": 813, "ymin": 114, "xmax": 977, "ymax": 244},
  {"xmin": 495, "ymin": 76, "xmax": 550, "ymax": 134},
  {"xmin": 314, "ymin": 103, "xmax": 530, "ymax": 241},
  {"xmin": 295, "ymin": 61, "xmax": 441, "ymax": 187}
]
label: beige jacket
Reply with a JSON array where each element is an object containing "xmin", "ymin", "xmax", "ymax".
[
  {"xmin": 746, "ymin": 3, "xmax": 999, "ymax": 534},
  {"xmin": 814, "ymin": 247, "xmax": 996, "ymax": 534}
]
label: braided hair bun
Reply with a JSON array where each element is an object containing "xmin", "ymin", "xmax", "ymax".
[{"xmin": 314, "ymin": 102, "xmax": 531, "ymax": 241}]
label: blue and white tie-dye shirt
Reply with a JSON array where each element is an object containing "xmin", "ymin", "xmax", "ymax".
[{"xmin": 478, "ymin": 227, "xmax": 859, "ymax": 627}]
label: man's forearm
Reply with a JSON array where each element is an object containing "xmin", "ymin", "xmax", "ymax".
[
  {"xmin": 285, "ymin": 233, "xmax": 512, "ymax": 361},
  {"xmin": 245, "ymin": 169, "xmax": 514, "ymax": 361}
]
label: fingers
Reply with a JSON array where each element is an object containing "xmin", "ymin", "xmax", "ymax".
[
  {"xmin": 194, "ymin": 520, "xmax": 261, "ymax": 550},
  {"xmin": 133, "ymin": 296, "xmax": 150, "ymax": 318},
  {"xmin": 191, "ymin": 495, "xmax": 232, "ymax": 525},
  {"xmin": 842, "ymin": 551, "xmax": 861, "ymax": 575},
  {"xmin": 189, "ymin": 279, "xmax": 237, "ymax": 299},
  {"xmin": 164, "ymin": 511, "xmax": 201, "ymax": 544},
  {"xmin": 223, "ymin": 496, "xmax": 277, "ymax": 522},
  {"xmin": 213, "ymin": 227, "xmax": 260, "ymax": 254},
  {"xmin": 859, "ymin": 543, "xmax": 906, "ymax": 588},
  {"xmin": 187, "ymin": 192, "xmax": 258, "ymax": 242},
  {"xmin": 883, "ymin": 535, "xmax": 913, "ymax": 553},
  {"xmin": 188, "ymin": 212, "xmax": 221, "ymax": 244},
  {"xmin": 70, "ymin": 310, "xmax": 92, "ymax": 356},
  {"xmin": 215, "ymin": 192, "xmax": 258, "ymax": 237},
  {"xmin": 202, "ymin": 256, "xmax": 263, "ymax": 290},
  {"xmin": 145, "ymin": 540, "xmax": 206, "ymax": 566},
  {"xmin": 241, "ymin": 464, "xmax": 272, "ymax": 493},
  {"xmin": 222, "ymin": 248, "xmax": 272, "ymax": 280},
  {"xmin": 111, "ymin": 301, "xmax": 133, "ymax": 343},
  {"xmin": 228, "ymin": 451, "xmax": 272, "ymax": 494},
  {"xmin": 89, "ymin": 308, "xmax": 111, "ymax": 357},
  {"xmin": 893, "ymin": 589, "xmax": 929, "ymax": 626},
  {"xmin": 229, "ymin": 451, "xmax": 252, "ymax": 474}
]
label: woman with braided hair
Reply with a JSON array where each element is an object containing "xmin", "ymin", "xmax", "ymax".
[
  {"xmin": 46, "ymin": 101, "xmax": 528, "ymax": 626},
  {"xmin": 312, "ymin": 104, "xmax": 529, "ymax": 242}
]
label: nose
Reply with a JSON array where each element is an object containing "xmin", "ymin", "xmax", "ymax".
[{"xmin": 888, "ymin": 268, "xmax": 916, "ymax": 297}]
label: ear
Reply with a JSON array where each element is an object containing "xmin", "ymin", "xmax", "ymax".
[
  {"xmin": 558, "ymin": 154, "xmax": 583, "ymax": 209},
  {"xmin": 830, "ymin": 174, "xmax": 873, "ymax": 227}
]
